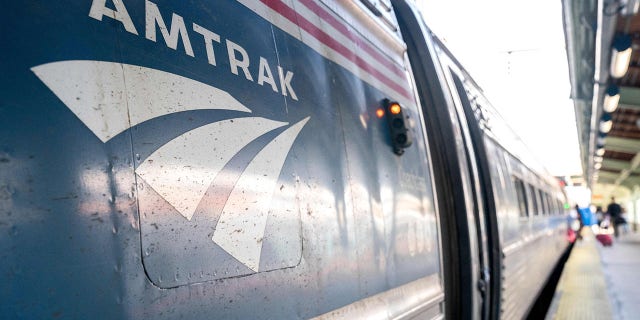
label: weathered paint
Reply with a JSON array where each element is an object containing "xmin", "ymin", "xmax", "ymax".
[
  {"xmin": 0, "ymin": 1, "xmax": 442, "ymax": 318},
  {"xmin": 0, "ymin": 1, "xmax": 572, "ymax": 319}
]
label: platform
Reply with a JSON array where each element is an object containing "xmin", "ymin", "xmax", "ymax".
[{"xmin": 546, "ymin": 227, "xmax": 640, "ymax": 319}]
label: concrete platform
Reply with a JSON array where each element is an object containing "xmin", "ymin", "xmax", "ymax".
[
  {"xmin": 598, "ymin": 228, "xmax": 640, "ymax": 320},
  {"xmin": 546, "ymin": 227, "xmax": 640, "ymax": 320}
]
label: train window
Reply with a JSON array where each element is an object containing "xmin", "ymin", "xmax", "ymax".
[
  {"xmin": 547, "ymin": 194, "xmax": 555, "ymax": 215},
  {"xmin": 513, "ymin": 177, "xmax": 529, "ymax": 218},
  {"xmin": 527, "ymin": 184, "xmax": 539, "ymax": 216},
  {"xmin": 537, "ymin": 190, "xmax": 543, "ymax": 215},
  {"xmin": 538, "ymin": 190, "xmax": 548, "ymax": 215},
  {"xmin": 557, "ymin": 199, "xmax": 563, "ymax": 215}
]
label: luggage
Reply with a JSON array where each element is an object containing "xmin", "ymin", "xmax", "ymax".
[
  {"xmin": 567, "ymin": 229, "xmax": 577, "ymax": 243},
  {"xmin": 596, "ymin": 233, "xmax": 613, "ymax": 246},
  {"xmin": 615, "ymin": 216, "xmax": 627, "ymax": 225}
]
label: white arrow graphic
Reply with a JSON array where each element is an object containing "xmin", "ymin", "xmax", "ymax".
[
  {"xmin": 33, "ymin": 60, "xmax": 312, "ymax": 272},
  {"xmin": 32, "ymin": 60, "xmax": 251, "ymax": 142},
  {"xmin": 212, "ymin": 117, "xmax": 310, "ymax": 272},
  {"xmin": 135, "ymin": 117, "xmax": 287, "ymax": 221}
]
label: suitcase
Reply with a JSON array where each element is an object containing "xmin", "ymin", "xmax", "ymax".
[{"xmin": 596, "ymin": 233, "xmax": 613, "ymax": 246}]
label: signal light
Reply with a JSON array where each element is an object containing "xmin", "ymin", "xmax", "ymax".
[
  {"xmin": 382, "ymin": 99, "xmax": 412, "ymax": 155},
  {"xmin": 389, "ymin": 103, "xmax": 401, "ymax": 115},
  {"xmin": 376, "ymin": 108, "xmax": 385, "ymax": 118}
]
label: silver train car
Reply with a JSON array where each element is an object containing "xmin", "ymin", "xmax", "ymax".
[{"xmin": 0, "ymin": 0, "xmax": 570, "ymax": 319}]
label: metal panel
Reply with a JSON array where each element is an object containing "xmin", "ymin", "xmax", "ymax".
[
  {"xmin": 501, "ymin": 226, "xmax": 567, "ymax": 319},
  {"xmin": 1, "ymin": 1, "xmax": 443, "ymax": 318},
  {"xmin": 312, "ymin": 275, "xmax": 444, "ymax": 319}
]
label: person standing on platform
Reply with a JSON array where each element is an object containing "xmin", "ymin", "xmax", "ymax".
[
  {"xmin": 575, "ymin": 204, "xmax": 584, "ymax": 240},
  {"xmin": 595, "ymin": 206, "xmax": 605, "ymax": 225},
  {"xmin": 607, "ymin": 197, "xmax": 623, "ymax": 238}
]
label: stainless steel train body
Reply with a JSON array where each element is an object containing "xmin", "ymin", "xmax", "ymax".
[{"xmin": 0, "ymin": 1, "xmax": 569, "ymax": 319}]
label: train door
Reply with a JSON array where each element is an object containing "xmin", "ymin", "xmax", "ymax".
[
  {"xmin": 441, "ymin": 62, "xmax": 502, "ymax": 320},
  {"xmin": 394, "ymin": 2, "xmax": 487, "ymax": 319}
]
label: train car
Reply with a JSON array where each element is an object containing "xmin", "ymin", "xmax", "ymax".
[
  {"xmin": 433, "ymin": 44, "xmax": 571, "ymax": 319},
  {"xmin": 0, "ymin": 0, "xmax": 569, "ymax": 319}
]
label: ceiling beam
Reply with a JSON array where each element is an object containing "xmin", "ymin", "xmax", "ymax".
[
  {"xmin": 619, "ymin": 103, "xmax": 640, "ymax": 110},
  {"xmin": 597, "ymin": 171, "xmax": 621, "ymax": 180},
  {"xmin": 620, "ymin": 86, "xmax": 640, "ymax": 106},
  {"xmin": 597, "ymin": 177, "xmax": 617, "ymax": 184},
  {"xmin": 602, "ymin": 158, "xmax": 632, "ymax": 171},
  {"xmin": 615, "ymin": 152, "xmax": 640, "ymax": 186},
  {"xmin": 604, "ymin": 136, "xmax": 640, "ymax": 153},
  {"xmin": 622, "ymin": 176, "xmax": 640, "ymax": 189}
]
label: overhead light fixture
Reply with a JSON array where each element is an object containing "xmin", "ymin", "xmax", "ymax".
[
  {"xmin": 603, "ymin": 85, "xmax": 620, "ymax": 113},
  {"xmin": 597, "ymin": 132, "xmax": 607, "ymax": 145},
  {"xmin": 610, "ymin": 34, "xmax": 633, "ymax": 78},
  {"xmin": 600, "ymin": 120, "xmax": 613, "ymax": 133},
  {"xmin": 599, "ymin": 113, "xmax": 613, "ymax": 133},
  {"xmin": 596, "ymin": 147, "xmax": 605, "ymax": 156}
]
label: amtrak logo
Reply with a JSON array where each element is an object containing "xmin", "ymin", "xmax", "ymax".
[{"xmin": 32, "ymin": 60, "xmax": 309, "ymax": 272}]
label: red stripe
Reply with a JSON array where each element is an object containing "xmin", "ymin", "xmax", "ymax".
[
  {"xmin": 260, "ymin": 0, "xmax": 412, "ymax": 100},
  {"xmin": 297, "ymin": 0, "xmax": 405, "ymax": 78}
]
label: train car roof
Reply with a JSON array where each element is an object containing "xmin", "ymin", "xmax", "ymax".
[{"xmin": 429, "ymin": 35, "xmax": 561, "ymax": 189}]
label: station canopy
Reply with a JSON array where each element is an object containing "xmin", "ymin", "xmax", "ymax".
[{"xmin": 563, "ymin": 0, "xmax": 640, "ymax": 202}]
